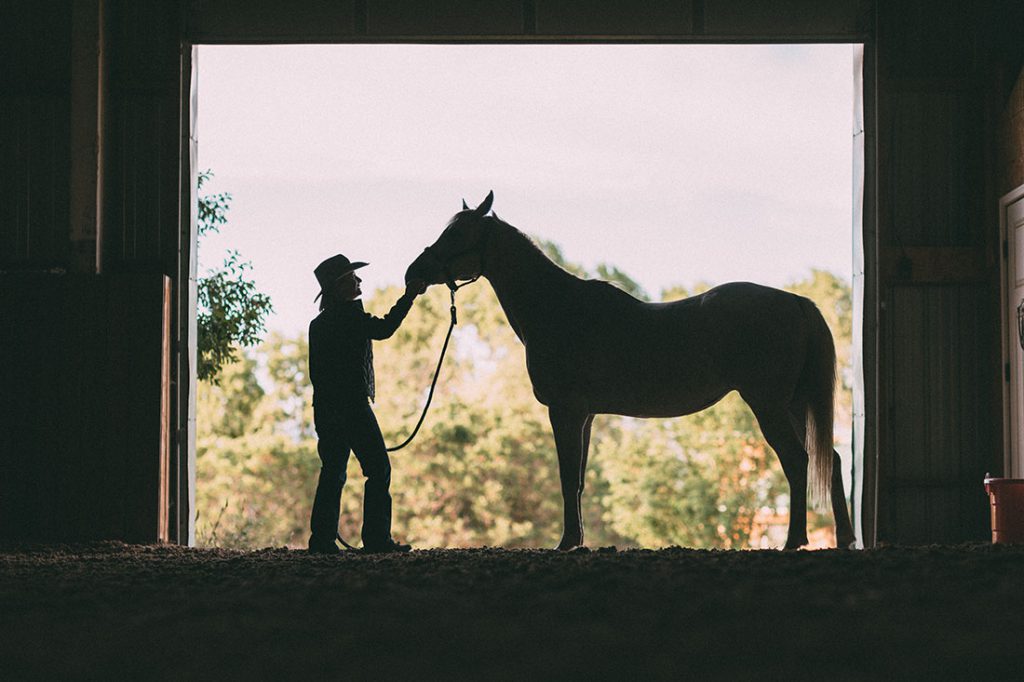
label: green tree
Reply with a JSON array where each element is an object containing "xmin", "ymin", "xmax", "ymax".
[
  {"xmin": 196, "ymin": 170, "xmax": 273, "ymax": 383},
  {"xmin": 195, "ymin": 342, "xmax": 319, "ymax": 548}
]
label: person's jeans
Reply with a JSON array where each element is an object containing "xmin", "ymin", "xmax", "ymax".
[{"xmin": 310, "ymin": 399, "xmax": 392, "ymax": 547}]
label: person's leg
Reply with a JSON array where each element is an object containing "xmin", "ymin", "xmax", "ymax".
[
  {"xmin": 309, "ymin": 405, "xmax": 351, "ymax": 550},
  {"xmin": 346, "ymin": 401, "xmax": 394, "ymax": 547}
]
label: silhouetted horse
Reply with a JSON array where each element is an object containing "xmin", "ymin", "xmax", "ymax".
[{"xmin": 406, "ymin": 192, "xmax": 856, "ymax": 550}]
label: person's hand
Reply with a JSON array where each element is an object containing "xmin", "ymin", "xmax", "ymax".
[{"xmin": 405, "ymin": 279, "xmax": 427, "ymax": 297}]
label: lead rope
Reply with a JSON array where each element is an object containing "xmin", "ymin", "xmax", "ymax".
[
  {"xmin": 336, "ymin": 281, "xmax": 476, "ymax": 551},
  {"xmin": 385, "ymin": 285, "xmax": 464, "ymax": 453}
]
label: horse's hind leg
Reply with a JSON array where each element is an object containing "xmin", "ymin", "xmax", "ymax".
[
  {"xmin": 549, "ymin": 405, "xmax": 591, "ymax": 551},
  {"xmin": 788, "ymin": 405, "xmax": 857, "ymax": 549},
  {"xmin": 829, "ymin": 450, "xmax": 856, "ymax": 549},
  {"xmin": 749, "ymin": 403, "xmax": 809, "ymax": 549}
]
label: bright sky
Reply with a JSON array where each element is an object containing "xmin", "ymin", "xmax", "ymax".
[{"xmin": 197, "ymin": 44, "xmax": 854, "ymax": 337}]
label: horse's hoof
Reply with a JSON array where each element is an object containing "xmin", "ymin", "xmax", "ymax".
[{"xmin": 555, "ymin": 540, "xmax": 583, "ymax": 551}]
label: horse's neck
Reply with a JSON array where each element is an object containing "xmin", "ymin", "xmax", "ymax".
[{"xmin": 483, "ymin": 221, "xmax": 572, "ymax": 339}]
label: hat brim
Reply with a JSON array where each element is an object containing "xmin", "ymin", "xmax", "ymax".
[{"xmin": 314, "ymin": 262, "xmax": 368, "ymax": 301}]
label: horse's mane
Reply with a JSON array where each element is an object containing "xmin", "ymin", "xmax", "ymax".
[
  {"xmin": 485, "ymin": 216, "xmax": 584, "ymax": 282},
  {"xmin": 485, "ymin": 215, "xmax": 645, "ymax": 306}
]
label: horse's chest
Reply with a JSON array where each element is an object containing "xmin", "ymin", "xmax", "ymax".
[
  {"xmin": 522, "ymin": 338, "xmax": 632, "ymax": 401},
  {"xmin": 523, "ymin": 346, "xmax": 572, "ymax": 404}
]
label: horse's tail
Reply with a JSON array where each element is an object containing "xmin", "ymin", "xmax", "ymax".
[{"xmin": 798, "ymin": 297, "xmax": 837, "ymax": 509}]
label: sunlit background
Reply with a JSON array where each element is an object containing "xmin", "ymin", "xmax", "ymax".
[{"xmin": 195, "ymin": 44, "xmax": 855, "ymax": 550}]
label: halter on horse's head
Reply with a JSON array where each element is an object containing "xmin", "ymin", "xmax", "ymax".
[{"xmin": 405, "ymin": 191, "xmax": 495, "ymax": 290}]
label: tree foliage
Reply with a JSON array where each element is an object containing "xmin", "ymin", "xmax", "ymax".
[
  {"xmin": 196, "ymin": 171, "xmax": 273, "ymax": 383},
  {"xmin": 195, "ymin": 242, "xmax": 852, "ymax": 551}
]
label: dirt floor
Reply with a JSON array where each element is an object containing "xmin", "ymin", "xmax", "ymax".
[{"xmin": 1, "ymin": 543, "xmax": 1022, "ymax": 680}]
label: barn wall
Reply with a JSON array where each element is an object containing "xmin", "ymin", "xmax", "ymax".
[
  {"xmin": 186, "ymin": 0, "xmax": 872, "ymax": 42},
  {"xmin": 0, "ymin": 1, "xmax": 73, "ymax": 271},
  {"xmin": 2, "ymin": 0, "xmax": 1022, "ymax": 546},
  {"xmin": 100, "ymin": 0, "xmax": 183, "ymax": 274},
  {"xmin": 0, "ymin": 274, "xmax": 170, "ymax": 543},
  {"xmin": 871, "ymin": 3, "xmax": 1022, "ymax": 544},
  {"xmin": 0, "ymin": 1, "xmax": 187, "ymax": 543},
  {"xmin": 99, "ymin": 1, "xmax": 195, "ymax": 543}
]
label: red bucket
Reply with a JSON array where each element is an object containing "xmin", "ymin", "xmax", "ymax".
[{"xmin": 984, "ymin": 476, "xmax": 1024, "ymax": 544}]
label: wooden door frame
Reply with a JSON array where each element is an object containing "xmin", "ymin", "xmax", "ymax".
[
  {"xmin": 175, "ymin": 34, "xmax": 876, "ymax": 548},
  {"xmin": 1000, "ymin": 183, "xmax": 1024, "ymax": 478}
]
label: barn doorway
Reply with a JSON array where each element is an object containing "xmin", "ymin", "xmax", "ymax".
[{"xmin": 191, "ymin": 44, "xmax": 862, "ymax": 550}]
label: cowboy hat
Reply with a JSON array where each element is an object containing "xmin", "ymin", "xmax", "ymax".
[{"xmin": 313, "ymin": 253, "xmax": 368, "ymax": 301}]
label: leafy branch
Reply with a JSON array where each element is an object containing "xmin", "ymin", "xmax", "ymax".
[{"xmin": 197, "ymin": 170, "xmax": 274, "ymax": 383}]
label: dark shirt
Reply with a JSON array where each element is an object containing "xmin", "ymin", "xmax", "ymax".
[{"xmin": 308, "ymin": 294, "xmax": 415, "ymax": 405}]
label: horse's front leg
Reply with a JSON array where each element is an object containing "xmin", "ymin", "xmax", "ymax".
[{"xmin": 549, "ymin": 405, "xmax": 591, "ymax": 551}]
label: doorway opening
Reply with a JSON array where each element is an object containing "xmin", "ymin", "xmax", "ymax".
[{"xmin": 192, "ymin": 44, "xmax": 860, "ymax": 550}]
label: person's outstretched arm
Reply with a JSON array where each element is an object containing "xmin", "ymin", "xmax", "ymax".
[{"xmin": 361, "ymin": 280, "xmax": 426, "ymax": 340}]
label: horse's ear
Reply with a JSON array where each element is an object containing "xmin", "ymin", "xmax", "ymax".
[
  {"xmin": 492, "ymin": 211, "xmax": 499, "ymax": 221},
  {"xmin": 462, "ymin": 199, "xmax": 469, "ymax": 210},
  {"xmin": 474, "ymin": 190, "xmax": 494, "ymax": 217}
]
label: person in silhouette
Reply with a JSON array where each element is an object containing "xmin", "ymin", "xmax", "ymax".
[{"xmin": 307, "ymin": 253, "xmax": 426, "ymax": 554}]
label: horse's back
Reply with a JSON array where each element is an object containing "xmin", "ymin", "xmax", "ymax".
[
  {"xmin": 528, "ymin": 277, "xmax": 820, "ymax": 414},
  {"xmin": 566, "ymin": 279, "xmax": 812, "ymax": 366}
]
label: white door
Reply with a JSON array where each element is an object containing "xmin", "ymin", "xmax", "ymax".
[{"xmin": 1004, "ymin": 188, "xmax": 1024, "ymax": 478}]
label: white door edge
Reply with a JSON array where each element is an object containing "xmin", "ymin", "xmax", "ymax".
[{"xmin": 1000, "ymin": 183, "xmax": 1024, "ymax": 479}]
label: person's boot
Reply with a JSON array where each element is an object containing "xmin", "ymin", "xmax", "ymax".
[
  {"xmin": 308, "ymin": 537, "xmax": 341, "ymax": 555},
  {"xmin": 362, "ymin": 538, "xmax": 411, "ymax": 554}
]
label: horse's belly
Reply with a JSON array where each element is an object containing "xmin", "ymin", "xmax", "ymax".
[
  {"xmin": 528, "ymin": 348, "xmax": 730, "ymax": 417},
  {"xmin": 593, "ymin": 382, "xmax": 731, "ymax": 418}
]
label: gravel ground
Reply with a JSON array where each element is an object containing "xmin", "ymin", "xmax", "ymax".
[{"xmin": 1, "ymin": 542, "xmax": 1022, "ymax": 680}]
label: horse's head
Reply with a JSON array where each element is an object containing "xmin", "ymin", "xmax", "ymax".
[{"xmin": 406, "ymin": 191, "xmax": 495, "ymax": 289}]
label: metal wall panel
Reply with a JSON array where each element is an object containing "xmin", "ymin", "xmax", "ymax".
[
  {"xmin": 110, "ymin": 0, "xmax": 183, "ymax": 89},
  {"xmin": 872, "ymin": 1, "xmax": 1007, "ymax": 544},
  {"xmin": 103, "ymin": 92, "xmax": 180, "ymax": 268},
  {"xmin": 101, "ymin": 0, "xmax": 183, "ymax": 275},
  {"xmin": 186, "ymin": 0, "xmax": 870, "ymax": 42},
  {"xmin": 0, "ymin": 1, "xmax": 72, "ymax": 88},
  {"xmin": 703, "ymin": 0, "xmax": 870, "ymax": 39},
  {"xmin": 369, "ymin": 0, "xmax": 524, "ymax": 36},
  {"xmin": 92, "ymin": 1, "xmax": 190, "ymax": 542},
  {"xmin": 0, "ymin": 274, "xmax": 171, "ymax": 543},
  {"xmin": 535, "ymin": 1, "xmax": 694, "ymax": 37},
  {"xmin": 0, "ymin": 1, "xmax": 72, "ymax": 269},
  {"xmin": 880, "ymin": 0, "xmax": 980, "ymax": 81},
  {"xmin": 188, "ymin": 0, "xmax": 357, "ymax": 43},
  {"xmin": 0, "ymin": 95, "xmax": 70, "ymax": 267},
  {"xmin": 882, "ymin": 285, "xmax": 993, "ymax": 543},
  {"xmin": 880, "ymin": 281, "xmax": 996, "ymax": 539},
  {"xmin": 888, "ymin": 90, "xmax": 984, "ymax": 247},
  {"xmin": 871, "ymin": 1, "xmax": 1022, "ymax": 544}
]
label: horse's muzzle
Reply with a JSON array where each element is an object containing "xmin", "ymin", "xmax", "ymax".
[
  {"xmin": 404, "ymin": 255, "xmax": 427, "ymax": 285},
  {"xmin": 406, "ymin": 248, "xmax": 447, "ymax": 286}
]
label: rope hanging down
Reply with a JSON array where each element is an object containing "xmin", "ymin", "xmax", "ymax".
[
  {"xmin": 385, "ymin": 284, "xmax": 466, "ymax": 451},
  {"xmin": 337, "ymin": 279, "xmax": 476, "ymax": 550}
]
